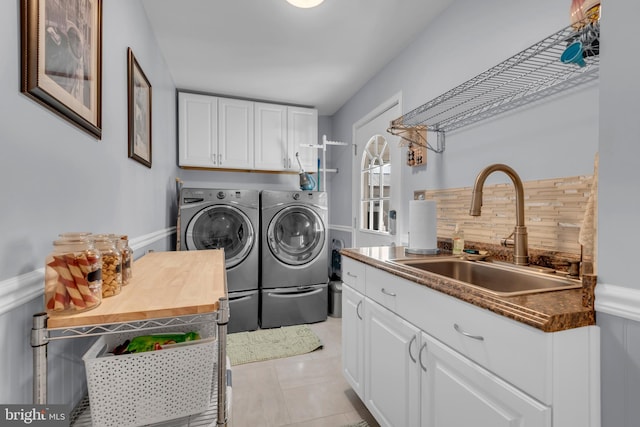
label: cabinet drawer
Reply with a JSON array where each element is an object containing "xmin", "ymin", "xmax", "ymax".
[
  {"xmin": 342, "ymin": 257, "xmax": 366, "ymax": 294},
  {"xmin": 399, "ymin": 280, "xmax": 552, "ymax": 404},
  {"xmin": 365, "ymin": 266, "xmax": 404, "ymax": 312}
]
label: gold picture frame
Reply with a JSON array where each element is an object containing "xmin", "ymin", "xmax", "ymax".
[
  {"xmin": 21, "ymin": 0, "xmax": 102, "ymax": 138},
  {"xmin": 127, "ymin": 48, "xmax": 152, "ymax": 168}
]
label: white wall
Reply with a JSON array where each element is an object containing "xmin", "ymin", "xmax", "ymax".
[
  {"xmin": 594, "ymin": 2, "xmax": 640, "ymax": 426},
  {"xmin": 328, "ymin": 0, "xmax": 598, "ymax": 234},
  {"xmin": 597, "ymin": 2, "xmax": 640, "ymax": 290},
  {"xmin": 0, "ymin": 0, "xmax": 178, "ymax": 404}
]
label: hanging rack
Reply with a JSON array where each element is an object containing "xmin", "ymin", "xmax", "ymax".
[
  {"xmin": 386, "ymin": 18, "xmax": 599, "ymax": 155},
  {"xmin": 386, "ymin": 120, "xmax": 445, "ymax": 154}
]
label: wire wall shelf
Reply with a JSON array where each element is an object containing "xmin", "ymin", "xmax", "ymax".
[{"xmin": 389, "ymin": 18, "xmax": 600, "ymax": 153}]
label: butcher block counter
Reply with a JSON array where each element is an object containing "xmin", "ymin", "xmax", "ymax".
[
  {"xmin": 46, "ymin": 249, "xmax": 227, "ymax": 329},
  {"xmin": 341, "ymin": 246, "xmax": 596, "ymax": 332},
  {"xmin": 33, "ymin": 249, "xmax": 230, "ymax": 427}
]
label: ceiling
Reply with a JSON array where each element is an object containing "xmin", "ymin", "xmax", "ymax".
[{"xmin": 141, "ymin": 0, "xmax": 455, "ymax": 116}]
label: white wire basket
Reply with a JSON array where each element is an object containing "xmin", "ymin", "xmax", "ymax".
[{"xmin": 82, "ymin": 326, "xmax": 217, "ymax": 427}]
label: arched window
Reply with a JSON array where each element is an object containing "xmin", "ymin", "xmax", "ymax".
[{"xmin": 360, "ymin": 134, "xmax": 390, "ymax": 232}]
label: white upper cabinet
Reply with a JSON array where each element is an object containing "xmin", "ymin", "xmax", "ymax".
[
  {"xmin": 218, "ymin": 98, "xmax": 254, "ymax": 169},
  {"xmin": 254, "ymin": 102, "xmax": 288, "ymax": 171},
  {"xmin": 178, "ymin": 92, "xmax": 218, "ymax": 168},
  {"xmin": 178, "ymin": 92, "xmax": 318, "ymax": 172},
  {"xmin": 287, "ymin": 106, "xmax": 318, "ymax": 172}
]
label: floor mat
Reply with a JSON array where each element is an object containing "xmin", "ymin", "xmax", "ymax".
[
  {"xmin": 341, "ymin": 421, "xmax": 369, "ymax": 427},
  {"xmin": 227, "ymin": 324, "xmax": 323, "ymax": 365}
]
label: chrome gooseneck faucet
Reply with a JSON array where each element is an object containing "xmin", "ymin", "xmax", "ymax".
[{"xmin": 469, "ymin": 163, "xmax": 529, "ymax": 266}]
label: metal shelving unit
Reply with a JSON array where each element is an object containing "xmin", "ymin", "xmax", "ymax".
[
  {"xmin": 31, "ymin": 250, "xmax": 230, "ymax": 427},
  {"xmin": 32, "ymin": 305, "xmax": 229, "ymax": 427},
  {"xmin": 389, "ymin": 19, "xmax": 600, "ymax": 153},
  {"xmin": 300, "ymin": 134, "xmax": 349, "ymax": 191}
]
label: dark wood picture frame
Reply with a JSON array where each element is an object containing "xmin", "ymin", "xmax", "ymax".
[
  {"xmin": 21, "ymin": 0, "xmax": 103, "ymax": 138},
  {"xmin": 127, "ymin": 48, "xmax": 152, "ymax": 168}
]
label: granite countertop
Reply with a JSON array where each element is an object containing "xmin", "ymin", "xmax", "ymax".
[{"xmin": 341, "ymin": 246, "xmax": 596, "ymax": 333}]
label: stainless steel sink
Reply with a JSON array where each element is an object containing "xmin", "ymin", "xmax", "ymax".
[{"xmin": 389, "ymin": 257, "xmax": 582, "ymax": 296}]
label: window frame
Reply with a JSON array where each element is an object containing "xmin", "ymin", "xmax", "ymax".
[{"xmin": 360, "ymin": 134, "xmax": 391, "ymax": 234}]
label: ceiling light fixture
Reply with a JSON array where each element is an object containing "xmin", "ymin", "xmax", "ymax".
[{"xmin": 286, "ymin": 0, "xmax": 325, "ymax": 8}]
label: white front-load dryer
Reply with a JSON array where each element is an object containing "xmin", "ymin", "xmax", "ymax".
[
  {"xmin": 260, "ymin": 190, "xmax": 328, "ymax": 328},
  {"xmin": 179, "ymin": 188, "xmax": 259, "ymax": 333}
]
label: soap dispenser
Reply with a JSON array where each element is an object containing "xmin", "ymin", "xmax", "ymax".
[{"xmin": 452, "ymin": 223, "xmax": 465, "ymax": 255}]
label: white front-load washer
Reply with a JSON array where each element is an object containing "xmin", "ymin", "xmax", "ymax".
[
  {"xmin": 179, "ymin": 188, "xmax": 259, "ymax": 333},
  {"xmin": 260, "ymin": 190, "xmax": 328, "ymax": 328}
]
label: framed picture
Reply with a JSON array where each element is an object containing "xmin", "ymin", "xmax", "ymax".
[
  {"xmin": 21, "ymin": 0, "xmax": 102, "ymax": 138},
  {"xmin": 127, "ymin": 48, "xmax": 152, "ymax": 168}
]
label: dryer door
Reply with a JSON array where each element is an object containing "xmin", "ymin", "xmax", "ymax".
[
  {"xmin": 185, "ymin": 205, "xmax": 255, "ymax": 269},
  {"xmin": 267, "ymin": 205, "xmax": 325, "ymax": 266}
]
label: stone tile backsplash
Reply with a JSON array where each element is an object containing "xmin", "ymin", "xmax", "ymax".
[{"xmin": 415, "ymin": 174, "xmax": 594, "ymax": 263}]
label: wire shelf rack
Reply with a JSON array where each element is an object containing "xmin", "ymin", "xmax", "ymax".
[
  {"xmin": 390, "ymin": 18, "xmax": 600, "ymax": 152},
  {"xmin": 45, "ymin": 313, "xmax": 219, "ymax": 341}
]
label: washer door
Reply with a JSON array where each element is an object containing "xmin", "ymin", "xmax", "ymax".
[
  {"xmin": 185, "ymin": 205, "xmax": 255, "ymax": 269},
  {"xmin": 267, "ymin": 205, "xmax": 325, "ymax": 266}
]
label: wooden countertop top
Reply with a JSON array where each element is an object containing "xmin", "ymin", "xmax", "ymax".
[
  {"xmin": 341, "ymin": 246, "xmax": 596, "ymax": 333},
  {"xmin": 47, "ymin": 250, "xmax": 227, "ymax": 329}
]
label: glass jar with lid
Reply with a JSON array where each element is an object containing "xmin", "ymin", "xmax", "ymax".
[
  {"xmin": 58, "ymin": 232, "xmax": 92, "ymax": 240},
  {"xmin": 93, "ymin": 234, "xmax": 122, "ymax": 297},
  {"xmin": 44, "ymin": 237, "xmax": 102, "ymax": 315},
  {"xmin": 116, "ymin": 234, "xmax": 133, "ymax": 286}
]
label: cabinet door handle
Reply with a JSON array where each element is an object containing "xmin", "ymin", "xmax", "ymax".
[
  {"xmin": 408, "ymin": 335, "xmax": 417, "ymax": 363},
  {"xmin": 212, "ymin": 154, "xmax": 217, "ymax": 164},
  {"xmin": 346, "ymin": 272, "xmax": 358, "ymax": 278},
  {"xmin": 419, "ymin": 343, "xmax": 427, "ymax": 372},
  {"xmin": 381, "ymin": 288, "xmax": 396, "ymax": 297},
  {"xmin": 218, "ymin": 154, "xmax": 222, "ymax": 165},
  {"xmin": 454, "ymin": 323, "xmax": 485, "ymax": 341},
  {"xmin": 356, "ymin": 300, "xmax": 363, "ymax": 320}
]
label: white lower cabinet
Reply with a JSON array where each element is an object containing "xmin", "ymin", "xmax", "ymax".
[
  {"xmin": 420, "ymin": 333, "xmax": 551, "ymax": 427},
  {"xmin": 342, "ymin": 284, "xmax": 365, "ymax": 398},
  {"xmin": 364, "ymin": 298, "xmax": 421, "ymax": 427},
  {"xmin": 341, "ymin": 260, "xmax": 600, "ymax": 427}
]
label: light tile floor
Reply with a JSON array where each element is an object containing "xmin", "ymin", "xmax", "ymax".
[{"xmin": 228, "ymin": 317, "xmax": 380, "ymax": 427}]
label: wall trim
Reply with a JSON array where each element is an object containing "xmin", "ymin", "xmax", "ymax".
[
  {"xmin": 0, "ymin": 269, "xmax": 44, "ymax": 317},
  {"xmin": 329, "ymin": 224, "xmax": 353, "ymax": 233},
  {"xmin": 130, "ymin": 227, "xmax": 176, "ymax": 254},
  {"xmin": 595, "ymin": 283, "xmax": 640, "ymax": 323},
  {"xmin": 0, "ymin": 227, "xmax": 176, "ymax": 317}
]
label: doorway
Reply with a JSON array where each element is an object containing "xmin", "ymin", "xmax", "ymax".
[{"xmin": 351, "ymin": 93, "xmax": 402, "ymax": 248}]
